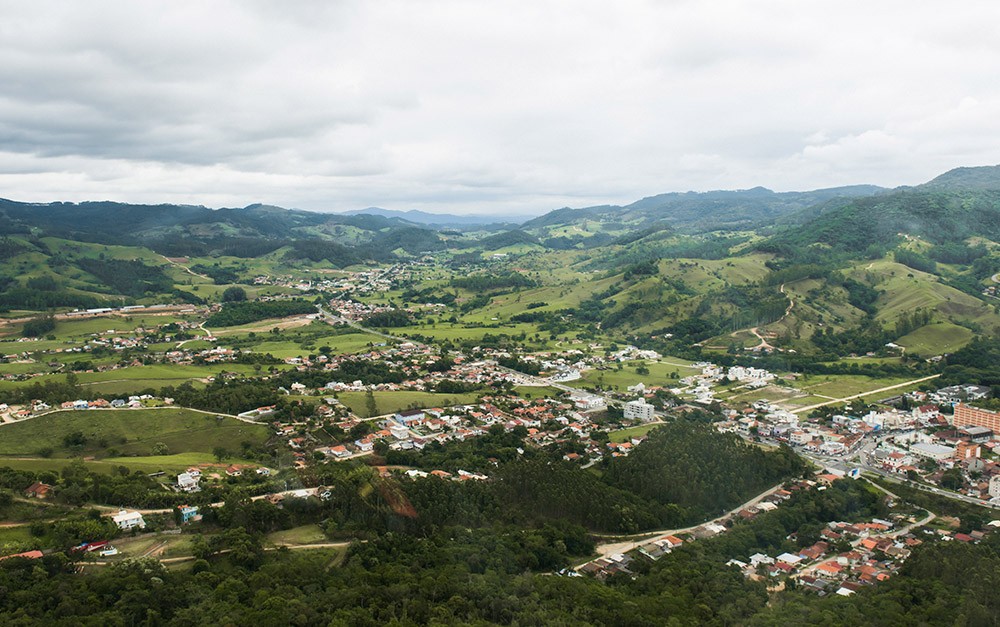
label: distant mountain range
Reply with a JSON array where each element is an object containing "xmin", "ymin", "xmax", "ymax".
[
  {"xmin": 2, "ymin": 164, "xmax": 1000, "ymax": 260},
  {"xmin": 340, "ymin": 207, "xmax": 527, "ymax": 227}
]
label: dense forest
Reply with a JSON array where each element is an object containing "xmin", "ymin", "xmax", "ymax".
[
  {"xmin": 0, "ymin": 477, "xmax": 989, "ymax": 626},
  {"xmin": 205, "ymin": 299, "xmax": 317, "ymax": 327},
  {"xmin": 602, "ymin": 424, "xmax": 805, "ymax": 525}
]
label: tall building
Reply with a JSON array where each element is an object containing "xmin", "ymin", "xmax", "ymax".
[
  {"xmin": 624, "ymin": 399, "xmax": 655, "ymax": 422},
  {"xmin": 954, "ymin": 403, "xmax": 1000, "ymax": 432},
  {"xmin": 989, "ymin": 475, "xmax": 1000, "ymax": 499}
]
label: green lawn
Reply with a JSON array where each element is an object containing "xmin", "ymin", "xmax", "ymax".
[{"xmin": 0, "ymin": 408, "xmax": 270, "ymax": 459}]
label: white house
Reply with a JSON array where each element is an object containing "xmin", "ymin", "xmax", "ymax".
[
  {"xmin": 177, "ymin": 472, "xmax": 200, "ymax": 493},
  {"xmin": 112, "ymin": 510, "xmax": 146, "ymax": 530}
]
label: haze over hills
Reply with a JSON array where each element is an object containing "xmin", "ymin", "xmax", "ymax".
[{"xmin": 340, "ymin": 207, "xmax": 528, "ymax": 227}]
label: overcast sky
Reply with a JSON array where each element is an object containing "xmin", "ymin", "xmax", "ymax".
[{"xmin": 1, "ymin": 1, "xmax": 998, "ymax": 215}]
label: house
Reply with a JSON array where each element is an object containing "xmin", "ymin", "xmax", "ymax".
[
  {"xmin": 178, "ymin": 505, "xmax": 199, "ymax": 523},
  {"xmin": 394, "ymin": 409, "xmax": 425, "ymax": 425},
  {"xmin": 24, "ymin": 482, "xmax": 52, "ymax": 499},
  {"xmin": 776, "ymin": 552, "xmax": 803, "ymax": 565},
  {"xmin": 225, "ymin": 465, "xmax": 243, "ymax": 477},
  {"xmin": 111, "ymin": 509, "xmax": 146, "ymax": 530},
  {"xmin": 328, "ymin": 445, "xmax": 351, "ymax": 459},
  {"xmin": 177, "ymin": 472, "xmax": 200, "ymax": 492},
  {"xmin": 0, "ymin": 550, "xmax": 44, "ymax": 562},
  {"xmin": 389, "ymin": 424, "xmax": 410, "ymax": 440}
]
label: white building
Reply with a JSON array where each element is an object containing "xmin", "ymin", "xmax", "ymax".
[
  {"xmin": 177, "ymin": 472, "xmax": 200, "ymax": 493},
  {"xmin": 910, "ymin": 442, "xmax": 955, "ymax": 461},
  {"xmin": 112, "ymin": 510, "xmax": 146, "ymax": 530},
  {"xmin": 624, "ymin": 399, "xmax": 656, "ymax": 422},
  {"xmin": 570, "ymin": 394, "xmax": 606, "ymax": 410},
  {"xmin": 989, "ymin": 475, "xmax": 1000, "ymax": 499}
]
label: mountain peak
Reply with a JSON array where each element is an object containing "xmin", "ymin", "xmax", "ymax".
[{"xmin": 920, "ymin": 164, "xmax": 1000, "ymax": 191}]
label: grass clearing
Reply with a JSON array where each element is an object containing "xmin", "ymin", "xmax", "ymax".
[
  {"xmin": 0, "ymin": 408, "xmax": 270, "ymax": 459},
  {"xmin": 572, "ymin": 359, "xmax": 696, "ymax": 391},
  {"xmin": 609, "ymin": 423, "xmax": 663, "ymax": 443},
  {"xmin": 896, "ymin": 322, "xmax": 974, "ymax": 355},
  {"xmin": 267, "ymin": 524, "xmax": 327, "ymax": 546}
]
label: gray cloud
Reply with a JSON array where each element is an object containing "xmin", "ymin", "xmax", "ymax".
[{"xmin": 0, "ymin": 0, "xmax": 998, "ymax": 215}]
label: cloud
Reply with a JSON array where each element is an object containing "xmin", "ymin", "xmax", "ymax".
[{"xmin": 1, "ymin": 0, "xmax": 999, "ymax": 214}]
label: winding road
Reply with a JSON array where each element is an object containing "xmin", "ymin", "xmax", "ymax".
[{"xmin": 576, "ymin": 482, "xmax": 786, "ymax": 570}]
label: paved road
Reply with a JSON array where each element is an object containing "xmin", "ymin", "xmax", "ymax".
[
  {"xmin": 577, "ymin": 482, "xmax": 785, "ymax": 570},
  {"xmin": 795, "ymin": 445, "xmax": 1000, "ymax": 513}
]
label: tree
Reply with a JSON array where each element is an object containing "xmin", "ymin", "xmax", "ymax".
[
  {"xmin": 365, "ymin": 389, "xmax": 379, "ymax": 417},
  {"xmin": 213, "ymin": 446, "xmax": 231, "ymax": 463},
  {"xmin": 22, "ymin": 315, "xmax": 56, "ymax": 338},
  {"xmin": 221, "ymin": 286, "xmax": 248, "ymax": 302}
]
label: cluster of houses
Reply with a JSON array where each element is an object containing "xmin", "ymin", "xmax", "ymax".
[
  {"xmin": 731, "ymin": 512, "xmax": 998, "ymax": 596},
  {"xmin": 277, "ymin": 391, "xmax": 649, "ymax": 468},
  {"xmin": 0, "ymin": 394, "xmax": 171, "ymax": 422},
  {"xmin": 673, "ymin": 363, "xmax": 780, "ymax": 405},
  {"xmin": 253, "ymin": 261, "xmax": 420, "ymax": 296},
  {"xmin": 0, "ymin": 316, "xmax": 221, "ymax": 385}
]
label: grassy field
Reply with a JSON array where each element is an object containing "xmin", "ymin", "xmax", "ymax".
[
  {"xmin": 0, "ymin": 408, "xmax": 270, "ymax": 459},
  {"xmin": 244, "ymin": 330, "xmax": 381, "ymax": 359},
  {"xmin": 337, "ymin": 391, "xmax": 482, "ymax": 418},
  {"xmin": 849, "ymin": 260, "xmax": 998, "ymax": 332},
  {"xmin": 267, "ymin": 524, "xmax": 327, "ymax": 546},
  {"xmin": 101, "ymin": 453, "xmax": 257, "ymax": 471},
  {"xmin": 511, "ymin": 385, "xmax": 564, "ymax": 399},
  {"xmin": 609, "ymin": 423, "xmax": 663, "ymax": 443},
  {"xmin": 896, "ymin": 322, "xmax": 974, "ymax": 355},
  {"xmin": 715, "ymin": 385, "xmax": 804, "ymax": 405},
  {"xmin": 109, "ymin": 534, "xmax": 196, "ymax": 560},
  {"xmin": 794, "ymin": 374, "xmax": 912, "ymax": 399},
  {"xmin": 0, "ymin": 363, "xmax": 276, "ymax": 395},
  {"xmin": 573, "ymin": 359, "xmax": 696, "ymax": 391},
  {"xmin": 0, "ymin": 453, "xmax": 256, "ymax": 475},
  {"xmin": 0, "ymin": 526, "xmax": 38, "ymax": 554}
]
